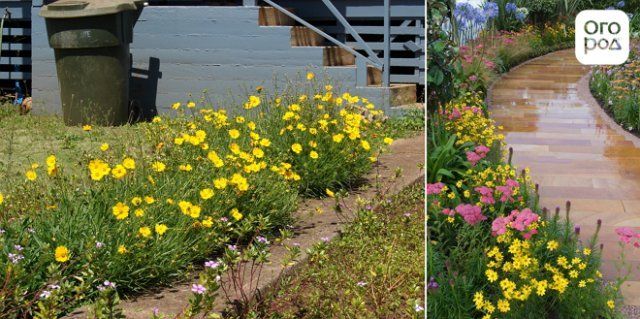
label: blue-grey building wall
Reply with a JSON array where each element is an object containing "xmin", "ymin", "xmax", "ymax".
[{"xmin": 31, "ymin": 4, "xmax": 418, "ymax": 116}]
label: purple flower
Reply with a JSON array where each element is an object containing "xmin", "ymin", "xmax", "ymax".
[
  {"xmin": 505, "ymin": 2, "xmax": 517, "ymax": 13},
  {"xmin": 427, "ymin": 276, "xmax": 439, "ymax": 290},
  {"xmin": 356, "ymin": 281, "xmax": 367, "ymax": 287},
  {"xmin": 48, "ymin": 284, "xmax": 60, "ymax": 290},
  {"xmin": 13, "ymin": 245, "xmax": 23, "ymax": 251},
  {"xmin": 415, "ymin": 304, "xmax": 425, "ymax": 312},
  {"xmin": 227, "ymin": 244, "xmax": 237, "ymax": 251},
  {"xmin": 205, "ymin": 260, "xmax": 220, "ymax": 269},
  {"xmin": 292, "ymin": 242, "xmax": 301, "ymax": 247},
  {"xmin": 365, "ymin": 205, "xmax": 372, "ymax": 211},
  {"xmin": 220, "ymin": 217, "xmax": 229, "ymax": 223},
  {"xmin": 95, "ymin": 241, "xmax": 105, "ymax": 248},
  {"xmin": 617, "ymin": 1, "xmax": 625, "ymax": 8},
  {"xmin": 321, "ymin": 236, "xmax": 330, "ymax": 243},
  {"xmin": 191, "ymin": 284, "xmax": 206, "ymax": 294},
  {"xmin": 483, "ymin": 2, "xmax": 499, "ymax": 19},
  {"xmin": 103, "ymin": 280, "xmax": 116, "ymax": 288},
  {"xmin": 153, "ymin": 308, "xmax": 159, "ymax": 316},
  {"xmin": 39, "ymin": 290, "xmax": 52, "ymax": 299},
  {"xmin": 404, "ymin": 212, "xmax": 412, "ymax": 217},
  {"xmin": 8, "ymin": 253, "xmax": 23, "ymax": 264},
  {"xmin": 256, "ymin": 236, "xmax": 269, "ymax": 244},
  {"xmin": 0, "ymin": 228, "xmax": 5, "ymax": 234}
]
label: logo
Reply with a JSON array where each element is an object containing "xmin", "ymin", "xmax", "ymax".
[{"xmin": 575, "ymin": 10, "xmax": 629, "ymax": 65}]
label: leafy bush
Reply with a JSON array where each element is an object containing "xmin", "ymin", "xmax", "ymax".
[{"xmin": 427, "ymin": 0, "xmax": 460, "ymax": 109}]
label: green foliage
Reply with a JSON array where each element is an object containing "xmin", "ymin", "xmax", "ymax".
[
  {"xmin": 427, "ymin": 0, "xmax": 461, "ymax": 109},
  {"xmin": 258, "ymin": 184, "xmax": 424, "ymax": 318}
]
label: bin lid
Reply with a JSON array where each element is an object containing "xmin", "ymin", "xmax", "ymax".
[{"xmin": 40, "ymin": 0, "xmax": 144, "ymax": 18}]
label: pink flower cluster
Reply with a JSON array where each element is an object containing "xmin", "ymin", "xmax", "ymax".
[
  {"xmin": 427, "ymin": 182, "xmax": 445, "ymax": 195},
  {"xmin": 439, "ymin": 105, "xmax": 482, "ymax": 120},
  {"xmin": 616, "ymin": 227, "xmax": 640, "ymax": 247},
  {"xmin": 474, "ymin": 179, "xmax": 520, "ymax": 205},
  {"xmin": 491, "ymin": 208, "xmax": 540, "ymax": 239},
  {"xmin": 466, "ymin": 145, "xmax": 490, "ymax": 166},
  {"xmin": 442, "ymin": 204, "xmax": 487, "ymax": 225}
]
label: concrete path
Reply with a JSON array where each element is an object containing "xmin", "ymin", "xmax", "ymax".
[
  {"xmin": 65, "ymin": 133, "xmax": 425, "ymax": 318},
  {"xmin": 489, "ymin": 49, "xmax": 640, "ymax": 306}
]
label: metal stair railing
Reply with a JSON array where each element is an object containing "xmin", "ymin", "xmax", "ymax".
[{"xmin": 259, "ymin": 0, "xmax": 389, "ymax": 87}]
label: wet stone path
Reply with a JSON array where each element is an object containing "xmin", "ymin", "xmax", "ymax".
[{"xmin": 489, "ymin": 49, "xmax": 640, "ymax": 305}]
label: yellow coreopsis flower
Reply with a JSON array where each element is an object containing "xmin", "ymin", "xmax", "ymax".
[
  {"xmin": 134, "ymin": 208, "xmax": 145, "ymax": 217},
  {"xmin": 179, "ymin": 164, "xmax": 193, "ymax": 172},
  {"xmin": 310, "ymin": 151, "xmax": 319, "ymax": 159},
  {"xmin": 155, "ymin": 224, "xmax": 168, "ymax": 235},
  {"xmin": 100, "ymin": 143, "xmax": 109, "ymax": 152},
  {"xmin": 139, "ymin": 226, "xmax": 152, "ymax": 238},
  {"xmin": 112, "ymin": 202, "xmax": 130, "ymax": 220},
  {"xmin": 187, "ymin": 101, "xmax": 196, "ymax": 108},
  {"xmin": 244, "ymin": 95, "xmax": 261, "ymax": 109},
  {"xmin": 214, "ymin": 178, "xmax": 228, "ymax": 189},
  {"xmin": 231, "ymin": 208, "xmax": 243, "ymax": 221},
  {"xmin": 206, "ymin": 151, "xmax": 224, "ymax": 168},
  {"xmin": 0, "ymin": 193, "xmax": 3, "ymax": 205},
  {"xmin": 383, "ymin": 137, "xmax": 394, "ymax": 145},
  {"xmin": 172, "ymin": 102, "xmax": 181, "ymax": 110},
  {"xmin": 361, "ymin": 140, "xmax": 371, "ymax": 151},
  {"xmin": 152, "ymin": 116, "xmax": 162, "ymax": 123},
  {"xmin": 46, "ymin": 155, "xmax": 57, "ymax": 176},
  {"xmin": 252, "ymin": 148, "xmax": 264, "ymax": 158},
  {"xmin": 82, "ymin": 125, "xmax": 92, "ymax": 131},
  {"xmin": 144, "ymin": 196, "xmax": 155, "ymax": 204},
  {"xmin": 291, "ymin": 143, "xmax": 302, "ymax": 154},
  {"xmin": 111, "ymin": 165, "xmax": 127, "ymax": 179},
  {"xmin": 118, "ymin": 245, "xmax": 128, "ymax": 254},
  {"xmin": 326, "ymin": 189, "xmax": 335, "ymax": 198},
  {"xmin": 306, "ymin": 71, "xmax": 315, "ymax": 80},
  {"xmin": 151, "ymin": 161, "xmax": 166, "ymax": 172},
  {"xmin": 332, "ymin": 134, "xmax": 344, "ymax": 143},
  {"xmin": 54, "ymin": 246, "xmax": 70, "ymax": 262},
  {"xmin": 123, "ymin": 157, "xmax": 136, "ymax": 170},
  {"xmin": 260, "ymin": 138, "xmax": 271, "ymax": 147},
  {"xmin": 200, "ymin": 188, "xmax": 214, "ymax": 200},
  {"xmin": 25, "ymin": 170, "xmax": 37, "ymax": 181},
  {"xmin": 229, "ymin": 129, "xmax": 241, "ymax": 139}
]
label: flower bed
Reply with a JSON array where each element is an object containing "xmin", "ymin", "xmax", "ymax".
[
  {"xmin": 0, "ymin": 77, "xmax": 401, "ymax": 316},
  {"xmin": 427, "ymin": 93, "xmax": 621, "ymax": 318},
  {"xmin": 591, "ymin": 43, "xmax": 640, "ymax": 133}
]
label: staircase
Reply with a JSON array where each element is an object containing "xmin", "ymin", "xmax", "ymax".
[{"xmin": 258, "ymin": 6, "xmax": 417, "ymax": 108}]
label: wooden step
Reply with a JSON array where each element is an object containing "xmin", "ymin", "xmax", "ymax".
[
  {"xmin": 259, "ymin": 7, "xmax": 295, "ymax": 26},
  {"xmin": 291, "ymin": 26, "xmax": 325, "ymax": 46},
  {"xmin": 323, "ymin": 46, "xmax": 355, "ymax": 66}
]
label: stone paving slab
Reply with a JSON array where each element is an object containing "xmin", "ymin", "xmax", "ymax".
[{"xmin": 65, "ymin": 133, "xmax": 425, "ymax": 318}]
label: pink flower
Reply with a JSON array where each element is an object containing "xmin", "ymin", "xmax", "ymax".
[
  {"xmin": 491, "ymin": 215, "xmax": 512, "ymax": 235},
  {"xmin": 475, "ymin": 186, "xmax": 495, "ymax": 204},
  {"xmin": 455, "ymin": 204, "xmax": 486, "ymax": 225},
  {"xmin": 616, "ymin": 227, "xmax": 638, "ymax": 244},
  {"xmin": 442, "ymin": 208, "xmax": 455, "ymax": 216},
  {"xmin": 475, "ymin": 145, "xmax": 490, "ymax": 155},
  {"xmin": 511, "ymin": 208, "xmax": 539, "ymax": 231},
  {"xmin": 469, "ymin": 75, "xmax": 478, "ymax": 82},
  {"xmin": 466, "ymin": 151, "xmax": 483, "ymax": 166},
  {"xmin": 427, "ymin": 182, "xmax": 445, "ymax": 195}
]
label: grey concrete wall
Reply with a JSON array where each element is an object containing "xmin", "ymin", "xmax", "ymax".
[{"xmin": 31, "ymin": 5, "xmax": 401, "ymax": 117}]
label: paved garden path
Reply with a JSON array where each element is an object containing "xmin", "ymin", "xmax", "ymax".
[{"xmin": 489, "ymin": 49, "xmax": 640, "ymax": 305}]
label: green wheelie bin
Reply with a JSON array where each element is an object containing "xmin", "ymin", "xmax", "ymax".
[{"xmin": 40, "ymin": 0, "xmax": 144, "ymax": 126}]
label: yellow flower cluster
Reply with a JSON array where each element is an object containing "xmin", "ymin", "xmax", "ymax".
[{"xmin": 442, "ymin": 93, "xmax": 504, "ymax": 147}]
